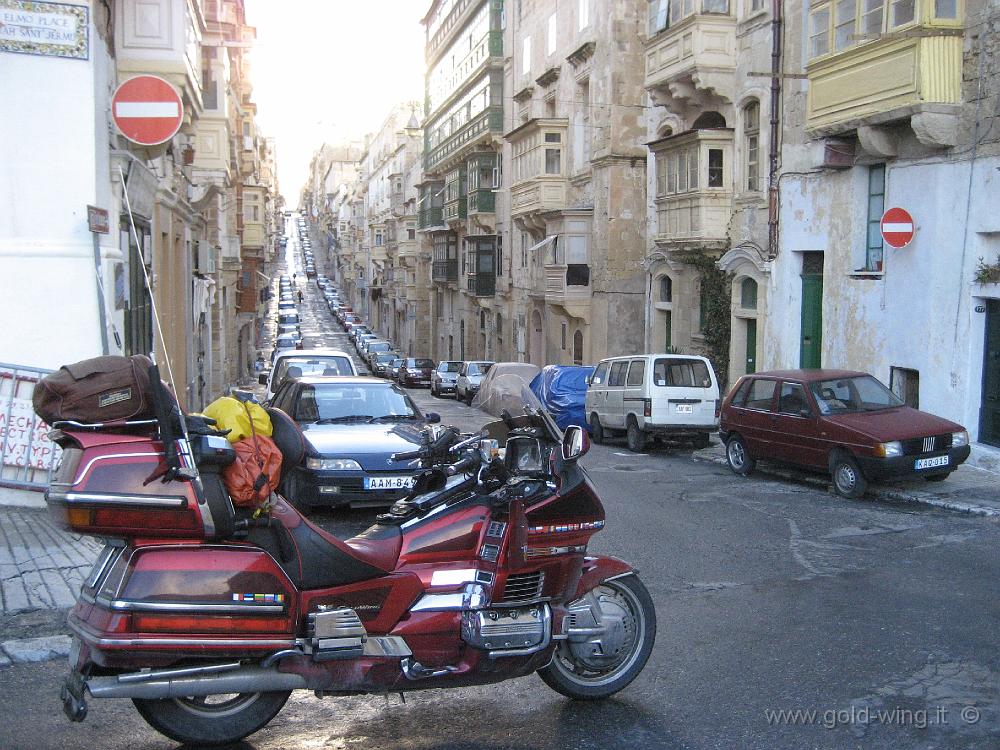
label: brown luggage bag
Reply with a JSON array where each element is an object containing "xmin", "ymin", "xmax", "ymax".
[{"xmin": 32, "ymin": 355, "xmax": 156, "ymax": 424}]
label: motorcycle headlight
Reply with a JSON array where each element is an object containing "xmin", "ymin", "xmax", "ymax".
[
  {"xmin": 875, "ymin": 441, "xmax": 903, "ymax": 458},
  {"xmin": 952, "ymin": 430, "xmax": 969, "ymax": 448},
  {"xmin": 306, "ymin": 458, "xmax": 362, "ymax": 471}
]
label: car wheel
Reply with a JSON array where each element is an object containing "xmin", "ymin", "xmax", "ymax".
[
  {"xmin": 625, "ymin": 418, "xmax": 647, "ymax": 453},
  {"xmin": 831, "ymin": 453, "xmax": 868, "ymax": 499},
  {"xmin": 589, "ymin": 414, "xmax": 605, "ymax": 444},
  {"xmin": 725, "ymin": 434, "xmax": 755, "ymax": 476}
]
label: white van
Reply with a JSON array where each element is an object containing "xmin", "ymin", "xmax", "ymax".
[
  {"xmin": 585, "ymin": 354, "xmax": 720, "ymax": 452},
  {"xmin": 261, "ymin": 349, "xmax": 359, "ymax": 403}
]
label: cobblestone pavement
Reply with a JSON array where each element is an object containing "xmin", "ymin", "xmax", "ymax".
[{"xmin": 0, "ymin": 508, "xmax": 100, "ymax": 615}]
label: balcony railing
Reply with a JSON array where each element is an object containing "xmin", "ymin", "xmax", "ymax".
[
  {"xmin": 418, "ymin": 206, "xmax": 444, "ymax": 229},
  {"xmin": 443, "ymin": 197, "xmax": 467, "ymax": 222},
  {"xmin": 544, "ymin": 264, "xmax": 591, "ymax": 312},
  {"xmin": 432, "ymin": 259, "xmax": 458, "ymax": 283},
  {"xmin": 425, "ymin": 106, "xmax": 503, "ymax": 174},
  {"xmin": 467, "ymin": 188, "xmax": 495, "ymax": 214},
  {"xmin": 654, "ymin": 191, "xmax": 732, "ymax": 245},
  {"xmin": 467, "ymin": 272, "xmax": 495, "ymax": 297},
  {"xmin": 510, "ymin": 177, "xmax": 568, "ymax": 219}
]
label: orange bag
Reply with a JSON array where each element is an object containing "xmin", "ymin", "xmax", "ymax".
[{"xmin": 222, "ymin": 434, "xmax": 283, "ymax": 507}]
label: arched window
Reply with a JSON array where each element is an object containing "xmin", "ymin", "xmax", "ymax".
[
  {"xmin": 692, "ymin": 111, "xmax": 726, "ymax": 129},
  {"xmin": 741, "ymin": 277, "xmax": 758, "ymax": 309},
  {"xmin": 659, "ymin": 275, "xmax": 672, "ymax": 303},
  {"xmin": 744, "ymin": 101, "xmax": 760, "ymax": 192},
  {"xmin": 573, "ymin": 330, "xmax": 584, "ymax": 365}
]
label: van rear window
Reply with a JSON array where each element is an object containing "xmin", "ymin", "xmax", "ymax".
[{"xmin": 653, "ymin": 359, "xmax": 712, "ymax": 388}]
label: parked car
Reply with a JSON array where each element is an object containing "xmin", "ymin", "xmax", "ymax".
[
  {"xmin": 277, "ymin": 311, "xmax": 300, "ymax": 328},
  {"xmin": 719, "ymin": 369, "xmax": 971, "ymax": 498},
  {"xmin": 363, "ymin": 340, "xmax": 393, "ymax": 364},
  {"xmin": 355, "ymin": 334, "xmax": 379, "ymax": 357},
  {"xmin": 261, "ymin": 349, "xmax": 358, "ymax": 403},
  {"xmin": 456, "ymin": 361, "xmax": 494, "ymax": 403},
  {"xmin": 473, "ymin": 362, "xmax": 541, "ymax": 414},
  {"xmin": 371, "ymin": 351, "xmax": 399, "ymax": 377},
  {"xmin": 388, "ymin": 358, "xmax": 405, "ymax": 381},
  {"xmin": 430, "ymin": 361, "xmax": 463, "ymax": 397},
  {"xmin": 398, "ymin": 358, "xmax": 436, "ymax": 388},
  {"xmin": 585, "ymin": 354, "xmax": 719, "ymax": 451},
  {"xmin": 269, "ymin": 376, "xmax": 440, "ymax": 509},
  {"xmin": 272, "ymin": 332, "xmax": 303, "ymax": 356}
]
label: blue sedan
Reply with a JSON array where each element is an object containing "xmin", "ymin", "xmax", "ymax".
[{"xmin": 269, "ymin": 376, "xmax": 440, "ymax": 510}]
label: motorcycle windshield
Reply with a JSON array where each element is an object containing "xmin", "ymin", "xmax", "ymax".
[{"xmin": 477, "ymin": 374, "xmax": 563, "ymax": 445}]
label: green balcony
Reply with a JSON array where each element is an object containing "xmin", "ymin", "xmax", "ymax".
[
  {"xmin": 467, "ymin": 272, "xmax": 495, "ymax": 297},
  {"xmin": 443, "ymin": 197, "xmax": 467, "ymax": 223},
  {"xmin": 425, "ymin": 106, "xmax": 503, "ymax": 174},
  {"xmin": 418, "ymin": 206, "xmax": 444, "ymax": 229},
  {"xmin": 467, "ymin": 188, "xmax": 495, "ymax": 214},
  {"xmin": 432, "ymin": 259, "xmax": 458, "ymax": 283}
]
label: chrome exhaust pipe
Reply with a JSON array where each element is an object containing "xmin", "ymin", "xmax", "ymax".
[{"xmin": 87, "ymin": 665, "xmax": 308, "ymax": 700}]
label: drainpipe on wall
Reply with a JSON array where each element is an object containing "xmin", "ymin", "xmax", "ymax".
[{"xmin": 767, "ymin": 0, "xmax": 783, "ymax": 260}]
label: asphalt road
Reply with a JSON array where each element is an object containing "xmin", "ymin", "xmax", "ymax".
[{"xmin": 3, "ymin": 226, "xmax": 997, "ymax": 749}]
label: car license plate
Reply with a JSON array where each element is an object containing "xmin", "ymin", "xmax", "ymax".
[
  {"xmin": 915, "ymin": 455, "xmax": 949, "ymax": 470},
  {"xmin": 363, "ymin": 475, "xmax": 416, "ymax": 490},
  {"xmin": 675, "ymin": 404, "xmax": 693, "ymax": 414}
]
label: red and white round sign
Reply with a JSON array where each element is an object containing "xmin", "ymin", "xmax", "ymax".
[
  {"xmin": 111, "ymin": 75, "xmax": 184, "ymax": 146},
  {"xmin": 880, "ymin": 207, "xmax": 915, "ymax": 249}
]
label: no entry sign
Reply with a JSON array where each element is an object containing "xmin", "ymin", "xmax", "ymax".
[
  {"xmin": 880, "ymin": 207, "xmax": 915, "ymax": 249},
  {"xmin": 112, "ymin": 75, "xmax": 183, "ymax": 146}
]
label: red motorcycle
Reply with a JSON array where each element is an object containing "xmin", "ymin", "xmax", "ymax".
[{"xmin": 48, "ymin": 377, "xmax": 656, "ymax": 746}]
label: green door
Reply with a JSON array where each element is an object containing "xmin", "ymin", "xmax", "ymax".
[
  {"xmin": 745, "ymin": 319, "xmax": 757, "ymax": 374},
  {"xmin": 800, "ymin": 258, "xmax": 824, "ymax": 369},
  {"xmin": 981, "ymin": 300, "xmax": 1000, "ymax": 447}
]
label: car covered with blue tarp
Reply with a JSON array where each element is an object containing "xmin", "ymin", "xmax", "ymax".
[{"xmin": 529, "ymin": 365, "xmax": 595, "ymax": 432}]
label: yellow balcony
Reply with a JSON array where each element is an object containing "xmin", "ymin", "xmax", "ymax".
[
  {"xmin": 644, "ymin": 13, "xmax": 737, "ymax": 106},
  {"xmin": 654, "ymin": 192, "xmax": 732, "ymax": 246},
  {"xmin": 807, "ymin": 32, "xmax": 962, "ymax": 139},
  {"xmin": 508, "ymin": 119, "xmax": 569, "ymax": 232},
  {"xmin": 510, "ymin": 178, "xmax": 568, "ymax": 227}
]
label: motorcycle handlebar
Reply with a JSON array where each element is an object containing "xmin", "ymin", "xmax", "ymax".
[
  {"xmin": 446, "ymin": 454, "xmax": 479, "ymax": 476},
  {"xmin": 391, "ymin": 427, "xmax": 461, "ymax": 462}
]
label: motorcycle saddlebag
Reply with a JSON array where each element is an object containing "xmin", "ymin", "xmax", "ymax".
[{"xmin": 33, "ymin": 355, "xmax": 155, "ymax": 424}]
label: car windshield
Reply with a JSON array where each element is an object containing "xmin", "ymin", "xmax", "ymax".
[
  {"xmin": 274, "ymin": 356, "xmax": 353, "ymax": 383},
  {"xmin": 412, "ymin": 359, "xmax": 434, "ymax": 369},
  {"xmin": 810, "ymin": 375, "xmax": 903, "ymax": 414},
  {"xmin": 293, "ymin": 383, "xmax": 421, "ymax": 423},
  {"xmin": 439, "ymin": 362, "xmax": 462, "ymax": 373},
  {"xmin": 374, "ymin": 352, "xmax": 396, "ymax": 363}
]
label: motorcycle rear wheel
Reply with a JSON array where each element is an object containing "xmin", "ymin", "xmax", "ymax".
[
  {"xmin": 538, "ymin": 574, "xmax": 656, "ymax": 700},
  {"xmin": 133, "ymin": 690, "xmax": 291, "ymax": 746}
]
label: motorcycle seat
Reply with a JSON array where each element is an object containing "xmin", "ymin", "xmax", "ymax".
[{"xmin": 253, "ymin": 498, "xmax": 401, "ymax": 590}]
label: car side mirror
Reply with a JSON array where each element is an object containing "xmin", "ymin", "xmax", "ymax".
[
  {"xmin": 800, "ymin": 409, "xmax": 813, "ymax": 419},
  {"xmin": 425, "ymin": 412, "xmax": 441, "ymax": 424},
  {"xmin": 585, "ymin": 375, "xmax": 592, "ymax": 385},
  {"xmin": 258, "ymin": 373, "xmax": 268, "ymax": 385},
  {"xmin": 562, "ymin": 425, "xmax": 590, "ymax": 461}
]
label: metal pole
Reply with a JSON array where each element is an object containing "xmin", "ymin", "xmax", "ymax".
[{"xmin": 92, "ymin": 232, "xmax": 110, "ymax": 355}]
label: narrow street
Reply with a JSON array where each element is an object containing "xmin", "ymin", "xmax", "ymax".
[{"xmin": 2, "ymin": 225, "xmax": 997, "ymax": 750}]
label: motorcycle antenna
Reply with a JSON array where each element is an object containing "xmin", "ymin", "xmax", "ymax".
[{"xmin": 117, "ymin": 165, "xmax": 179, "ymax": 399}]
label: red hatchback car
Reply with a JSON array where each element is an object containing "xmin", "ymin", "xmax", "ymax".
[{"xmin": 719, "ymin": 369, "xmax": 971, "ymax": 498}]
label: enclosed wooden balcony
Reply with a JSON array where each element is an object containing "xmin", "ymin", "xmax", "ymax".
[
  {"xmin": 507, "ymin": 119, "xmax": 568, "ymax": 232},
  {"xmin": 644, "ymin": 8, "xmax": 737, "ymax": 107}
]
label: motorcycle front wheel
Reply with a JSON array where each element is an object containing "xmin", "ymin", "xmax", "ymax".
[
  {"xmin": 538, "ymin": 574, "xmax": 656, "ymax": 700},
  {"xmin": 133, "ymin": 690, "xmax": 291, "ymax": 746}
]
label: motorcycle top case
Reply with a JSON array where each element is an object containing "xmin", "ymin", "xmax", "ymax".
[
  {"xmin": 46, "ymin": 430, "xmax": 212, "ymax": 540},
  {"xmin": 33, "ymin": 355, "xmax": 156, "ymax": 424}
]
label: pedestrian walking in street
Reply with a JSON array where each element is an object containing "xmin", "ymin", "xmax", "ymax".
[{"xmin": 298, "ymin": 289, "xmax": 303, "ymax": 303}]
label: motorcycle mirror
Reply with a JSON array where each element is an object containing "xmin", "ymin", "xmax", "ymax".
[
  {"xmin": 561, "ymin": 425, "xmax": 590, "ymax": 461},
  {"xmin": 425, "ymin": 412, "xmax": 441, "ymax": 424}
]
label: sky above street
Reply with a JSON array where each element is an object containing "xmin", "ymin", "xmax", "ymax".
[{"xmin": 245, "ymin": 0, "xmax": 425, "ymax": 204}]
